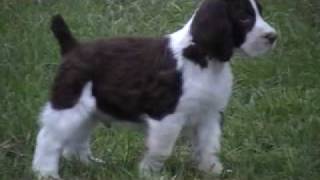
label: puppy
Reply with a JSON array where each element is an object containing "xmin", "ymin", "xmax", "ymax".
[{"xmin": 32, "ymin": 0, "xmax": 277, "ymax": 179}]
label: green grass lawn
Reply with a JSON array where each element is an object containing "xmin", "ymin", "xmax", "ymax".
[{"xmin": 1, "ymin": 0, "xmax": 320, "ymax": 179}]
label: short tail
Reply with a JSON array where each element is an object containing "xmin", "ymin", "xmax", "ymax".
[{"xmin": 51, "ymin": 15, "xmax": 78, "ymax": 55}]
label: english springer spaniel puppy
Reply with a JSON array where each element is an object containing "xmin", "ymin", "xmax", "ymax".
[{"xmin": 32, "ymin": 0, "xmax": 277, "ymax": 179}]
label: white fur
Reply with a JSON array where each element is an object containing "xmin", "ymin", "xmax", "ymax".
[
  {"xmin": 168, "ymin": 15, "xmax": 195, "ymax": 70},
  {"xmin": 32, "ymin": 83, "xmax": 99, "ymax": 179},
  {"xmin": 240, "ymin": 0, "xmax": 277, "ymax": 56}
]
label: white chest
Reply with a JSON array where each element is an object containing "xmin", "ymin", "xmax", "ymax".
[{"xmin": 176, "ymin": 61, "xmax": 233, "ymax": 114}]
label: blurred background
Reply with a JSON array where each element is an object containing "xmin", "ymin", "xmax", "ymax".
[{"xmin": 0, "ymin": 0, "xmax": 319, "ymax": 179}]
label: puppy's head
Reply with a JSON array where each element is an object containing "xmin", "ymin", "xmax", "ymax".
[
  {"xmin": 189, "ymin": 0, "xmax": 277, "ymax": 61},
  {"xmin": 229, "ymin": 0, "xmax": 277, "ymax": 57}
]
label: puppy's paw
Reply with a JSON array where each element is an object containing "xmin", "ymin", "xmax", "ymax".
[
  {"xmin": 33, "ymin": 171, "xmax": 61, "ymax": 180},
  {"xmin": 89, "ymin": 155, "xmax": 105, "ymax": 164},
  {"xmin": 62, "ymin": 146, "xmax": 105, "ymax": 165},
  {"xmin": 33, "ymin": 163, "xmax": 61, "ymax": 180},
  {"xmin": 37, "ymin": 176, "xmax": 62, "ymax": 180},
  {"xmin": 198, "ymin": 157, "xmax": 224, "ymax": 175},
  {"xmin": 139, "ymin": 159, "xmax": 162, "ymax": 179}
]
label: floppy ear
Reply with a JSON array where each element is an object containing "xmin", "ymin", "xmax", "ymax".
[{"xmin": 184, "ymin": 0, "xmax": 233, "ymax": 64}]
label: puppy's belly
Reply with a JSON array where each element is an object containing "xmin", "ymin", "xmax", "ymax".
[{"xmin": 94, "ymin": 109, "xmax": 147, "ymax": 131}]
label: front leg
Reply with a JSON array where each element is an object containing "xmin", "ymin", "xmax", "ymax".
[
  {"xmin": 192, "ymin": 110, "xmax": 224, "ymax": 175},
  {"xmin": 139, "ymin": 114, "xmax": 185, "ymax": 177}
]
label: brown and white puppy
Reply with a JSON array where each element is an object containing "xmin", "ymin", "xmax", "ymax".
[{"xmin": 32, "ymin": 0, "xmax": 277, "ymax": 179}]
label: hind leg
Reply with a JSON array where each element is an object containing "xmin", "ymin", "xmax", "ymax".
[
  {"xmin": 32, "ymin": 100, "xmax": 97, "ymax": 179},
  {"xmin": 61, "ymin": 114, "xmax": 103, "ymax": 164},
  {"xmin": 61, "ymin": 82, "xmax": 103, "ymax": 164},
  {"xmin": 32, "ymin": 122, "xmax": 63, "ymax": 179}
]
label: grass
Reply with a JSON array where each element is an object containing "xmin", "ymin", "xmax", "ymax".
[{"xmin": 0, "ymin": 0, "xmax": 320, "ymax": 179}]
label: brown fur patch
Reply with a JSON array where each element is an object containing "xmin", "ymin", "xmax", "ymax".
[{"xmin": 51, "ymin": 37, "xmax": 182, "ymax": 121}]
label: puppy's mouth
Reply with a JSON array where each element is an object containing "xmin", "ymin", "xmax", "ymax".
[
  {"xmin": 234, "ymin": 48, "xmax": 253, "ymax": 57},
  {"xmin": 238, "ymin": 43, "xmax": 275, "ymax": 58}
]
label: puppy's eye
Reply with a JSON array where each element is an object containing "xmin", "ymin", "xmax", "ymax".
[{"xmin": 240, "ymin": 17, "xmax": 253, "ymax": 24}]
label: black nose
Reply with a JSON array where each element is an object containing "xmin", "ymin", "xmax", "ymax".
[{"xmin": 264, "ymin": 33, "xmax": 277, "ymax": 44}]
